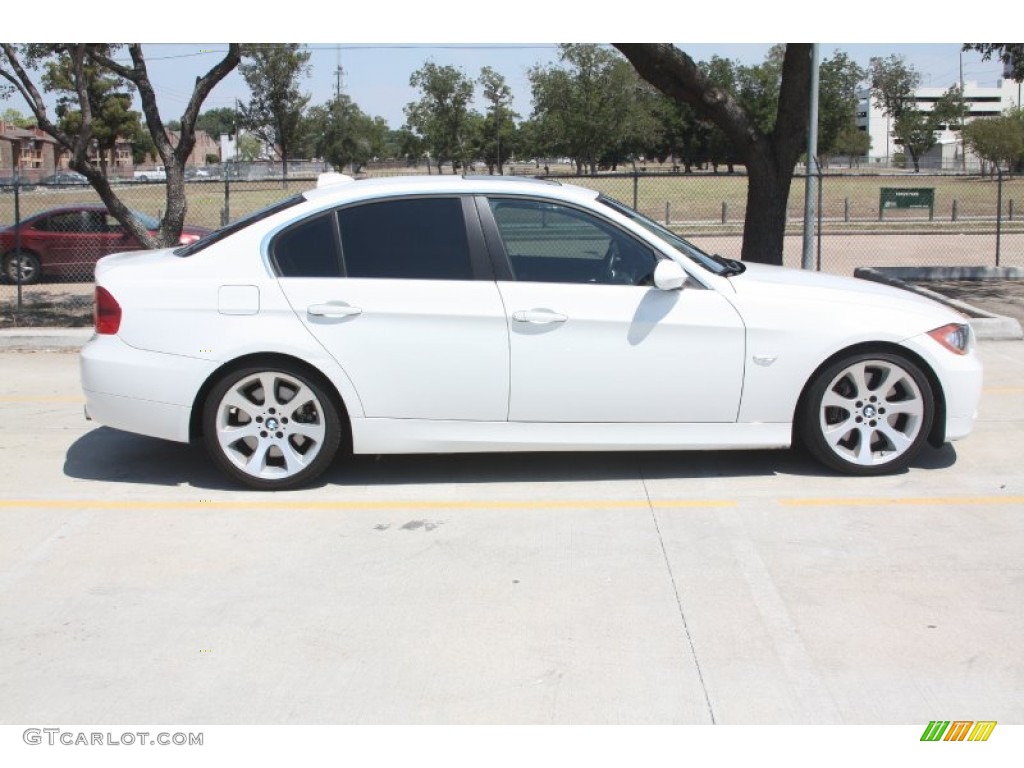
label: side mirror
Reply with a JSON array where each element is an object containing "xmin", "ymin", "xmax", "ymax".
[{"xmin": 653, "ymin": 260, "xmax": 688, "ymax": 291}]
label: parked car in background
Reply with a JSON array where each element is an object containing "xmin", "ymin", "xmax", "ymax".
[
  {"xmin": 0, "ymin": 176, "xmax": 37, "ymax": 192},
  {"xmin": 39, "ymin": 171, "xmax": 88, "ymax": 187},
  {"xmin": 134, "ymin": 166, "xmax": 166, "ymax": 182},
  {"xmin": 80, "ymin": 174, "xmax": 982, "ymax": 490},
  {"xmin": 1, "ymin": 205, "xmax": 210, "ymax": 285},
  {"xmin": 185, "ymin": 167, "xmax": 218, "ymax": 180}
]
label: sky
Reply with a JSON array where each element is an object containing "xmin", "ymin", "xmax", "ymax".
[
  {"xmin": 2, "ymin": 4, "xmax": 1016, "ymax": 130},
  {"xmin": 125, "ymin": 43, "xmax": 1010, "ymax": 129}
]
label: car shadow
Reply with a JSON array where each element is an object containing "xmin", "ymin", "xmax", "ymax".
[{"xmin": 64, "ymin": 426, "xmax": 958, "ymax": 490}]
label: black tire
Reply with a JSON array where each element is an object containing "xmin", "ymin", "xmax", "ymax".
[
  {"xmin": 2, "ymin": 251, "xmax": 42, "ymax": 285},
  {"xmin": 799, "ymin": 351, "xmax": 935, "ymax": 475},
  {"xmin": 202, "ymin": 364, "xmax": 342, "ymax": 490}
]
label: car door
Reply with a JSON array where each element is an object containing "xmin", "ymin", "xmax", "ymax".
[
  {"xmin": 273, "ymin": 196, "xmax": 510, "ymax": 421},
  {"xmin": 31, "ymin": 210, "xmax": 125, "ymax": 277},
  {"xmin": 26, "ymin": 211, "xmax": 86, "ymax": 272},
  {"xmin": 480, "ymin": 196, "xmax": 746, "ymax": 423}
]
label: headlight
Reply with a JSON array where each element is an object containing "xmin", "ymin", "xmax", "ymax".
[{"xmin": 927, "ymin": 322, "xmax": 973, "ymax": 355}]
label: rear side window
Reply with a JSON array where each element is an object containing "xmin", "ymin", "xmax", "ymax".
[
  {"xmin": 176, "ymin": 195, "xmax": 303, "ymax": 257},
  {"xmin": 36, "ymin": 211, "xmax": 89, "ymax": 232},
  {"xmin": 337, "ymin": 197, "xmax": 472, "ymax": 280},
  {"xmin": 272, "ymin": 214, "xmax": 341, "ymax": 277}
]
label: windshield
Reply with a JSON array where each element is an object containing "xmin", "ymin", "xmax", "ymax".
[
  {"xmin": 174, "ymin": 195, "xmax": 304, "ymax": 257},
  {"xmin": 131, "ymin": 210, "xmax": 160, "ymax": 230},
  {"xmin": 597, "ymin": 195, "xmax": 728, "ymax": 275}
]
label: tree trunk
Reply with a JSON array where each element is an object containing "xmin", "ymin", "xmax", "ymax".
[
  {"xmin": 741, "ymin": 154, "xmax": 793, "ymax": 265},
  {"xmin": 612, "ymin": 43, "xmax": 810, "ymax": 267}
]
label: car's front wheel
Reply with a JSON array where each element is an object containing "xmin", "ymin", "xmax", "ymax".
[
  {"xmin": 202, "ymin": 365, "xmax": 342, "ymax": 490},
  {"xmin": 2, "ymin": 251, "xmax": 41, "ymax": 285},
  {"xmin": 799, "ymin": 351, "xmax": 935, "ymax": 475}
]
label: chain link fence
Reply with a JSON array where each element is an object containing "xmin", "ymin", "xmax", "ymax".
[
  {"xmin": 1, "ymin": 169, "xmax": 1021, "ymax": 326},
  {"xmin": 541, "ymin": 170, "xmax": 1023, "ymax": 272}
]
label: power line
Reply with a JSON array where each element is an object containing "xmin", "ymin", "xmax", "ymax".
[{"xmin": 113, "ymin": 43, "xmax": 560, "ymax": 63}]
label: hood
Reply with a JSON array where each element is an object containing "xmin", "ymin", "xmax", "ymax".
[{"xmin": 727, "ymin": 262, "xmax": 963, "ymax": 321}]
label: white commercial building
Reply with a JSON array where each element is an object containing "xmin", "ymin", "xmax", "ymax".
[{"xmin": 855, "ymin": 78, "xmax": 1021, "ymax": 169}]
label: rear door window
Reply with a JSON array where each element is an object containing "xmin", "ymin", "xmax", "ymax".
[{"xmin": 337, "ymin": 197, "xmax": 473, "ymax": 280}]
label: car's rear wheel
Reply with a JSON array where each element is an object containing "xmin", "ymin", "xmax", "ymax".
[
  {"xmin": 2, "ymin": 251, "xmax": 42, "ymax": 285},
  {"xmin": 203, "ymin": 365, "xmax": 341, "ymax": 490},
  {"xmin": 799, "ymin": 351, "xmax": 934, "ymax": 475}
]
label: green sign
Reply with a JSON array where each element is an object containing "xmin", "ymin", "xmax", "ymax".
[{"xmin": 879, "ymin": 188, "xmax": 935, "ymax": 220}]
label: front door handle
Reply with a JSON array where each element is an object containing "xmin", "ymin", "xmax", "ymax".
[
  {"xmin": 308, "ymin": 303, "xmax": 362, "ymax": 318},
  {"xmin": 511, "ymin": 309, "xmax": 568, "ymax": 325}
]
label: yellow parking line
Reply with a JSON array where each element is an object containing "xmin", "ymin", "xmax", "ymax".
[
  {"xmin": 0, "ymin": 498, "xmax": 735, "ymax": 511},
  {"xmin": 983, "ymin": 387, "xmax": 1024, "ymax": 394},
  {"xmin": 781, "ymin": 496, "xmax": 1024, "ymax": 507}
]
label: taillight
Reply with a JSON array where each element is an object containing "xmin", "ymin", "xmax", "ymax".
[
  {"xmin": 94, "ymin": 286, "xmax": 122, "ymax": 335},
  {"xmin": 178, "ymin": 233, "xmax": 201, "ymax": 245}
]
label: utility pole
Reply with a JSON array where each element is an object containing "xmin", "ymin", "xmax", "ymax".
[
  {"xmin": 802, "ymin": 44, "xmax": 820, "ymax": 271},
  {"xmin": 334, "ymin": 47, "xmax": 345, "ymax": 100}
]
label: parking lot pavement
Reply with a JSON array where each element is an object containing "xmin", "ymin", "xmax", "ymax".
[{"xmin": 0, "ymin": 343, "xmax": 1022, "ymax": 724}]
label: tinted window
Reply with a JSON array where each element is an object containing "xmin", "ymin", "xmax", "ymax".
[
  {"xmin": 37, "ymin": 212, "xmax": 88, "ymax": 232},
  {"xmin": 272, "ymin": 214, "xmax": 342, "ymax": 278},
  {"xmin": 488, "ymin": 198, "xmax": 656, "ymax": 286},
  {"xmin": 338, "ymin": 198, "xmax": 472, "ymax": 280},
  {"xmin": 176, "ymin": 195, "xmax": 303, "ymax": 257}
]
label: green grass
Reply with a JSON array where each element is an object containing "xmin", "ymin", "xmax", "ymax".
[
  {"xmin": 1, "ymin": 172, "xmax": 1020, "ymax": 234},
  {"xmin": 554, "ymin": 172, "xmax": 1024, "ymax": 226}
]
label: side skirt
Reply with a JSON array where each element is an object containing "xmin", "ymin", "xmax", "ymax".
[{"xmin": 350, "ymin": 418, "xmax": 792, "ymax": 455}]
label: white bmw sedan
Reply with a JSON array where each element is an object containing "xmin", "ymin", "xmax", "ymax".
[{"xmin": 81, "ymin": 175, "xmax": 983, "ymax": 490}]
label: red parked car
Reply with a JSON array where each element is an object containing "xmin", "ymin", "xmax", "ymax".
[{"xmin": 1, "ymin": 205, "xmax": 211, "ymax": 285}]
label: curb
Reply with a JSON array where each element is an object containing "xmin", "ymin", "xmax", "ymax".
[
  {"xmin": 0, "ymin": 327, "xmax": 93, "ymax": 351},
  {"xmin": 853, "ymin": 266, "xmax": 1024, "ymax": 341}
]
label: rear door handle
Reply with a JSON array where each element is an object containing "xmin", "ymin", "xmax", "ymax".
[
  {"xmin": 511, "ymin": 309, "xmax": 567, "ymax": 325},
  {"xmin": 308, "ymin": 303, "xmax": 362, "ymax": 318}
]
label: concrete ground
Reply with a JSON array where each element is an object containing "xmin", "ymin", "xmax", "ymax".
[{"xmin": 0, "ymin": 343, "xmax": 1021, "ymax": 725}]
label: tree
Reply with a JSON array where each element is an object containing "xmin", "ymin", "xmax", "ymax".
[
  {"xmin": 647, "ymin": 95, "xmax": 711, "ymax": 172},
  {"xmin": 196, "ymin": 107, "xmax": 238, "ymax": 139},
  {"xmin": 529, "ymin": 45, "xmax": 651, "ymax": 174},
  {"xmin": 0, "ymin": 43, "xmax": 241, "ymax": 247},
  {"xmin": 404, "ymin": 61, "xmax": 476, "ymax": 173},
  {"xmin": 236, "ymin": 133, "xmax": 261, "ymax": 162},
  {"xmin": 307, "ymin": 95, "xmax": 386, "ymax": 174},
  {"xmin": 391, "ymin": 126, "xmax": 427, "ymax": 166},
  {"xmin": 869, "ymin": 55, "xmax": 919, "ymax": 119},
  {"xmin": 892, "ymin": 109, "xmax": 940, "ymax": 171},
  {"xmin": 817, "ymin": 52, "xmax": 866, "ymax": 164},
  {"xmin": 1, "ymin": 107, "xmax": 34, "ymax": 127},
  {"xmin": 130, "ymin": 119, "xmax": 156, "ymax": 165},
  {"xmin": 962, "ymin": 109, "xmax": 1024, "ymax": 171},
  {"xmin": 962, "ymin": 44, "xmax": 1024, "ymax": 82},
  {"xmin": 41, "ymin": 51, "xmax": 144, "ymax": 178},
  {"xmin": 238, "ymin": 44, "xmax": 311, "ymax": 181},
  {"xmin": 869, "ymin": 55, "xmax": 937, "ymax": 171},
  {"xmin": 478, "ymin": 66, "xmax": 516, "ymax": 174},
  {"xmin": 614, "ymin": 43, "xmax": 812, "ymax": 265},
  {"xmin": 832, "ymin": 124, "xmax": 871, "ymax": 167}
]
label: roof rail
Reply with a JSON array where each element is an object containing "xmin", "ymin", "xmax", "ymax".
[{"xmin": 461, "ymin": 173, "xmax": 561, "ymax": 185}]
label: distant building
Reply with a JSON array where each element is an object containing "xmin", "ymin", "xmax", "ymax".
[
  {"xmin": 856, "ymin": 79, "xmax": 1021, "ymax": 169},
  {"xmin": 0, "ymin": 121, "xmax": 60, "ymax": 179},
  {"xmin": 168, "ymin": 129, "xmax": 220, "ymax": 167}
]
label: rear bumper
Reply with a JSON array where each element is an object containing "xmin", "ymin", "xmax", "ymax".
[{"xmin": 80, "ymin": 334, "xmax": 215, "ymax": 443}]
